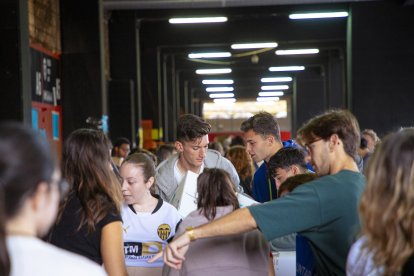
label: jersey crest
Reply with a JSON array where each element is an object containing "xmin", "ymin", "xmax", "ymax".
[{"xmin": 157, "ymin": 224, "xmax": 171, "ymax": 240}]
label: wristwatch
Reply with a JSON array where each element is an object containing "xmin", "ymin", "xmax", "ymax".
[{"xmin": 185, "ymin": 226, "xmax": 196, "ymax": 241}]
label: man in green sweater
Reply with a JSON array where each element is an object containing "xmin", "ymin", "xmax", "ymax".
[{"xmin": 153, "ymin": 110, "xmax": 365, "ymax": 276}]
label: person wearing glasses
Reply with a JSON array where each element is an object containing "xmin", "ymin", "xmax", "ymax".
[
  {"xmin": 49, "ymin": 129, "xmax": 127, "ymax": 276},
  {"xmin": 0, "ymin": 123, "xmax": 105, "ymax": 276},
  {"xmin": 155, "ymin": 110, "xmax": 365, "ymax": 276}
]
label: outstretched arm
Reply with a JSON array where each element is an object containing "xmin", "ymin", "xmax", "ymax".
[{"xmin": 151, "ymin": 207, "xmax": 257, "ymax": 269}]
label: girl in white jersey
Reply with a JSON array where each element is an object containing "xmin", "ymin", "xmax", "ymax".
[{"xmin": 120, "ymin": 153, "xmax": 181, "ymax": 276}]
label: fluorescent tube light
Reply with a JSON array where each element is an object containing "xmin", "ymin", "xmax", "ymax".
[
  {"xmin": 196, "ymin": 68, "xmax": 232, "ymax": 75},
  {"xmin": 169, "ymin": 17, "xmax": 228, "ymax": 24},
  {"xmin": 214, "ymin": 98, "xmax": 236, "ymax": 103},
  {"xmin": 206, "ymin": 87, "xmax": 234, "ymax": 92},
  {"xmin": 257, "ymin": 97, "xmax": 280, "ymax": 102},
  {"xmin": 289, "ymin": 12, "xmax": 348, "ymax": 20},
  {"xmin": 261, "ymin": 85, "xmax": 289, "ymax": 90},
  {"xmin": 231, "ymin": 42, "xmax": 278, "ymax": 49},
  {"xmin": 269, "ymin": 66, "xmax": 305, "ymax": 72},
  {"xmin": 261, "ymin": 77, "xmax": 292, "ymax": 83},
  {"xmin": 209, "ymin": 93, "xmax": 234, "ymax": 98},
  {"xmin": 202, "ymin": 79, "xmax": 234, "ymax": 85},
  {"xmin": 276, "ymin": 49, "xmax": 319, "ymax": 55},
  {"xmin": 258, "ymin": 91, "xmax": 284, "ymax": 97},
  {"xmin": 189, "ymin": 52, "xmax": 231, "ymax": 59}
]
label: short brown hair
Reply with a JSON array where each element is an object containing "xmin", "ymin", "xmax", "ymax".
[
  {"xmin": 177, "ymin": 114, "xmax": 211, "ymax": 142},
  {"xmin": 240, "ymin": 112, "xmax": 281, "ymax": 142},
  {"xmin": 297, "ymin": 109, "xmax": 360, "ymax": 159},
  {"xmin": 197, "ymin": 168, "xmax": 239, "ymax": 220}
]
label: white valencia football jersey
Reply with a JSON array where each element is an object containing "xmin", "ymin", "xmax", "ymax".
[{"xmin": 122, "ymin": 197, "xmax": 182, "ymax": 267}]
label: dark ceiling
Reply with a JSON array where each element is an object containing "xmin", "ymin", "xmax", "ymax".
[
  {"xmin": 132, "ymin": 4, "xmax": 348, "ymax": 102},
  {"xmin": 103, "ymin": 0, "xmax": 375, "ymax": 10}
]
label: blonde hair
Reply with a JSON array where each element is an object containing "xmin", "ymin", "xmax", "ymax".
[{"xmin": 360, "ymin": 128, "xmax": 414, "ymax": 275}]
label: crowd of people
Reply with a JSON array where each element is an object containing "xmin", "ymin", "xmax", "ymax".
[{"xmin": 1, "ymin": 108, "xmax": 412, "ymax": 276}]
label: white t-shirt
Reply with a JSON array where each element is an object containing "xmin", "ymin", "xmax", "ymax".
[
  {"xmin": 173, "ymin": 160, "xmax": 204, "ymax": 184},
  {"xmin": 347, "ymin": 236, "xmax": 384, "ymax": 276},
  {"xmin": 122, "ymin": 198, "xmax": 181, "ymax": 267},
  {"xmin": 7, "ymin": 236, "xmax": 106, "ymax": 276}
]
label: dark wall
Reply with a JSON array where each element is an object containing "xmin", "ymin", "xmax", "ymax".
[
  {"xmin": 108, "ymin": 80, "xmax": 135, "ymax": 142},
  {"xmin": 60, "ymin": 0, "xmax": 103, "ymax": 137},
  {"xmin": 351, "ymin": 1, "xmax": 414, "ymax": 137},
  {"xmin": 295, "ymin": 68, "xmax": 326, "ymax": 132},
  {"xmin": 0, "ymin": 0, "xmax": 27, "ymax": 121}
]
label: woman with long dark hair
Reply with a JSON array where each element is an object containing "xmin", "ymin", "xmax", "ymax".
[
  {"xmin": 50, "ymin": 128, "xmax": 127, "ymax": 275},
  {"xmin": 0, "ymin": 122, "xmax": 104, "ymax": 276},
  {"xmin": 162, "ymin": 168, "xmax": 272, "ymax": 276}
]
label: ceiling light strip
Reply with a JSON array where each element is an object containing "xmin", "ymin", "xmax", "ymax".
[
  {"xmin": 206, "ymin": 87, "xmax": 234, "ymax": 92},
  {"xmin": 261, "ymin": 77, "xmax": 292, "ymax": 83},
  {"xmin": 196, "ymin": 68, "xmax": 232, "ymax": 75},
  {"xmin": 169, "ymin": 17, "xmax": 228, "ymax": 24},
  {"xmin": 231, "ymin": 42, "xmax": 278, "ymax": 49},
  {"xmin": 209, "ymin": 93, "xmax": 235, "ymax": 98},
  {"xmin": 214, "ymin": 98, "xmax": 236, "ymax": 103},
  {"xmin": 269, "ymin": 66, "xmax": 305, "ymax": 72},
  {"xmin": 261, "ymin": 85, "xmax": 289, "ymax": 90},
  {"xmin": 189, "ymin": 52, "xmax": 231, "ymax": 58},
  {"xmin": 289, "ymin": 12, "xmax": 348, "ymax": 20},
  {"xmin": 258, "ymin": 91, "xmax": 284, "ymax": 97},
  {"xmin": 276, "ymin": 49, "xmax": 319, "ymax": 55},
  {"xmin": 202, "ymin": 79, "xmax": 234, "ymax": 85}
]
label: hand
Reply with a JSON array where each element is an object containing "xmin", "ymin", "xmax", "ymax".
[{"xmin": 148, "ymin": 231, "xmax": 191, "ymax": 269}]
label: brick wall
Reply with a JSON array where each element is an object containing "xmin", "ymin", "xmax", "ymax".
[{"xmin": 28, "ymin": 0, "xmax": 61, "ymax": 53}]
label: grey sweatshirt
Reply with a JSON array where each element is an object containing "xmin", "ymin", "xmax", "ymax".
[{"xmin": 155, "ymin": 149, "xmax": 240, "ymax": 203}]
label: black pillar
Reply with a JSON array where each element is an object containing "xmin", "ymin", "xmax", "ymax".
[
  {"xmin": 60, "ymin": 0, "xmax": 105, "ymax": 138},
  {"xmin": 0, "ymin": 0, "xmax": 31, "ymax": 123}
]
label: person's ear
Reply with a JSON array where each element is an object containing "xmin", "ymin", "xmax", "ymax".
[
  {"xmin": 291, "ymin": 165, "xmax": 300, "ymax": 175},
  {"xmin": 266, "ymin": 135, "xmax": 274, "ymax": 145},
  {"xmin": 175, "ymin": 141, "xmax": 184, "ymax": 152},
  {"xmin": 329, "ymin": 134, "xmax": 340, "ymax": 151},
  {"xmin": 31, "ymin": 182, "xmax": 49, "ymax": 212},
  {"xmin": 146, "ymin": 176, "xmax": 155, "ymax": 189}
]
